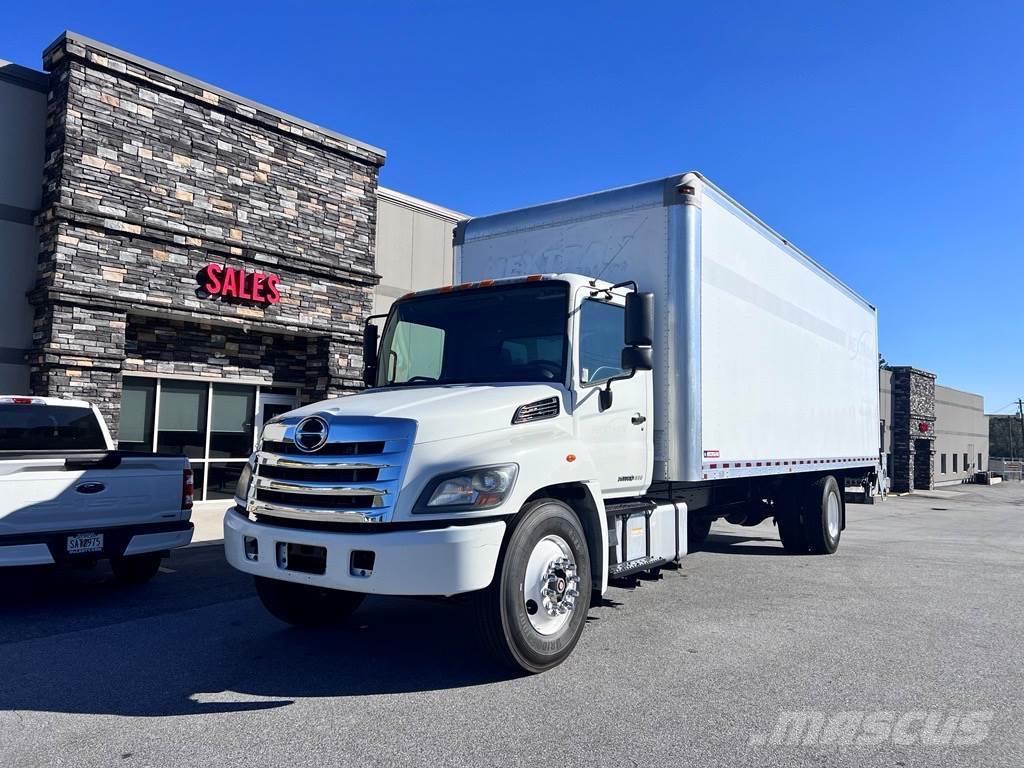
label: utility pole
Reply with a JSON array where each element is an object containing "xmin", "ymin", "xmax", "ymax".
[{"xmin": 1018, "ymin": 399, "xmax": 1024, "ymax": 465}]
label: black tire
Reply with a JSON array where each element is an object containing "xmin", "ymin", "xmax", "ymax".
[
  {"xmin": 775, "ymin": 481, "xmax": 810, "ymax": 554},
  {"xmin": 254, "ymin": 576, "xmax": 365, "ymax": 628},
  {"xmin": 804, "ymin": 475, "xmax": 843, "ymax": 555},
  {"xmin": 776, "ymin": 507, "xmax": 809, "ymax": 553},
  {"xmin": 110, "ymin": 552, "xmax": 162, "ymax": 584},
  {"xmin": 687, "ymin": 516, "xmax": 712, "ymax": 551},
  {"xmin": 474, "ymin": 498, "xmax": 592, "ymax": 674}
]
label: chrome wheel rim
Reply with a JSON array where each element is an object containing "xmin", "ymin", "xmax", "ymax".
[
  {"xmin": 826, "ymin": 490, "xmax": 841, "ymax": 539},
  {"xmin": 523, "ymin": 534, "xmax": 580, "ymax": 636}
]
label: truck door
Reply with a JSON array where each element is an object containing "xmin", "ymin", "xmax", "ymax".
[{"xmin": 573, "ymin": 293, "xmax": 651, "ymax": 497}]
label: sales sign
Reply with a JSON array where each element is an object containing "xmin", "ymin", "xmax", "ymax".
[{"xmin": 199, "ymin": 263, "xmax": 281, "ymax": 305}]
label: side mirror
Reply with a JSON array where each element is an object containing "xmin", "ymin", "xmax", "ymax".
[
  {"xmin": 621, "ymin": 345, "xmax": 653, "ymax": 372},
  {"xmin": 362, "ymin": 322, "xmax": 379, "ymax": 387},
  {"xmin": 625, "ymin": 291, "xmax": 654, "ymax": 347}
]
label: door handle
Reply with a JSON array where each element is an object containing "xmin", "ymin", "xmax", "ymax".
[{"xmin": 631, "ymin": 413, "xmax": 646, "ymax": 425}]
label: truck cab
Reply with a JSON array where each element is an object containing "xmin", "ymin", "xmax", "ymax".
[{"xmin": 224, "ymin": 273, "xmax": 669, "ymax": 672}]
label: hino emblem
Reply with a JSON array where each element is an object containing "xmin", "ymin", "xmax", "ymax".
[{"xmin": 294, "ymin": 416, "xmax": 329, "ymax": 453}]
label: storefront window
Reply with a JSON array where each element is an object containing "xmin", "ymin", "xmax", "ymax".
[
  {"xmin": 156, "ymin": 380, "xmax": 209, "ymax": 458},
  {"xmin": 120, "ymin": 376, "xmax": 294, "ymax": 501},
  {"xmin": 119, "ymin": 378, "xmax": 156, "ymax": 452},
  {"xmin": 209, "ymin": 384, "xmax": 255, "ymax": 458},
  {"xmin": 206, "ymin": 462, "xmax": 246, "ymax": 501}
]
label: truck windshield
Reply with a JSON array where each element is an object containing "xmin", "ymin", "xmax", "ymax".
[
  {"xmin": 0, "ymin": 404, "xmax": 106, "ymax": 451},
  {"xmin": 377, "ymin": 281, "xmax": 569, "ymax": 387}
]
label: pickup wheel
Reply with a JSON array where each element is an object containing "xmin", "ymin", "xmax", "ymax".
[
  {"xmin": 254, "ymin": 576, "xmax": 364, "ymax": 628},
  {"xmin": 687, "ymin": 517, "xmax": 712, "ymax": 551},
  {"xmin": 110, "ymin": 553, "xmax": 162, "ymax": 584},
  {"xmin": 803, "ymin": 475, "xmax": 843, "ymax": 554},
  {"xmin": 475, "ymin": 498, "xmax": 592, "ymax": 674}
]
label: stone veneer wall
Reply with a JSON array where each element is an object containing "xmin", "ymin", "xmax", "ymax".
[
  {"xmin": 29, "ymin": 34, "xmax": 385, "ymax": 437},
  {"xmin": 889, "ymin": 367, "xmax": 936, "ymax": 493}
]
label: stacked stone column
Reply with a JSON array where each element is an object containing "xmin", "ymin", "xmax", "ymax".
[{"xmin": 889, "ymin": 367, "xmax": 936, "ymax": 493}]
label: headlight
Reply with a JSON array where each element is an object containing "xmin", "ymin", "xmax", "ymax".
[
  {"xmin": 234, "ymin": 461, "xmax": 254, "ymax": 508},
  {"xmin": 414, "ymin": 464, "xmax": 518, "ymax": 513}
]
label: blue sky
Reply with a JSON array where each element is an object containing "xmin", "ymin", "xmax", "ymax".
[{"xmin": 4, "ymin": 1, "xmax": 1022, "ymax": 411}]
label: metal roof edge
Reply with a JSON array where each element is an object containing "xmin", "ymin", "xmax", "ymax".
[
  {"xmin": 0, "ymin": 60, "xmax": 49, "ymax": 92},
  {"xmin": 377, "ymin": 187, "xmax": 465, "ymax": 221}
]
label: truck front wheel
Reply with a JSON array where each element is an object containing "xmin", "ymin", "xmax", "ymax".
[
  {"xmin": 254, "ymin": 577, "xmax": 365, "ymax": 628},
  {"xmin": 475, "ymin": 498, "xmax": 592, "ymax": 674}
]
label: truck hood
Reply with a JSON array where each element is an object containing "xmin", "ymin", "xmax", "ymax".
[{"xmin": 286, "ymin": 384, "xmax": 567, "ymax": 444}]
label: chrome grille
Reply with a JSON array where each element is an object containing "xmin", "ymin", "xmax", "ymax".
[
  {"xmin": 248, "ymin": 415, "xmax": 415, "ymax": 525},
  {"xmin": 261, "ymin": 439, "xmax": 385, "ymax": 456}
]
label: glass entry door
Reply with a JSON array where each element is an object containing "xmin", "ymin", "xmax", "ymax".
[{"xmin": 256, "ymin": 393, "xmax": 298, "ymax": 440}]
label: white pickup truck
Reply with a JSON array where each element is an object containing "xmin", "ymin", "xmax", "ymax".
[{"xmin": 0, "ymin": 396, "xmax": 195, "ymax": 583}]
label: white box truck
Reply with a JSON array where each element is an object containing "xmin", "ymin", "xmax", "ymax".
[{"xmin": 224, "ymin": 172, "xmax": 880, "ymax": 673}]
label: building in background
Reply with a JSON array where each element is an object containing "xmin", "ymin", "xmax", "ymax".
[
  {"xmin": 374, "ymin": 187, "xmax": 462, "ymax": 314},
  {"xmin": 987, "ymin": 414, "xmax": 1024, "ymax": 461},
  {"xmin": 0, "ymin": 60, "xmax": 47, "ymax": 394},
  {"xmin": 880, "ymin": 367, "xmax": 988, "ymax": 491}
]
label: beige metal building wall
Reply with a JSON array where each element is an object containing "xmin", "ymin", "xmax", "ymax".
[
  {"xmin": 933, "ymin": 384, "xmax": 988, "ymax": 485},
  {"xmin": 0, "ymin": 62, "xmax": 47, "ymax": 394},
  {"xmin": 373, "ymin": 187, "xmax": 463, "ymax": 314}
]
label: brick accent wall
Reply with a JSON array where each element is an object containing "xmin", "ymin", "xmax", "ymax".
[
  {"xmin": 889, "ymin": 367, "xmax": 936, "ymax": 493},
  {"xmin": 29, "ymin": 34, "xmax": 385, "ymax": 438}
]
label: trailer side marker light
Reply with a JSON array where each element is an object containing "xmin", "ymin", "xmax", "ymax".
[
  {"xmin": 526, "ymin": 274, "xmax": 543, "ymax": 281},
  {"xmin": 479, "ymin": 279, "xmax": 495, "ymax": 287},
  {"xmin": 566, "ymin": 454, "xmax": 576, "ymax": 463}
]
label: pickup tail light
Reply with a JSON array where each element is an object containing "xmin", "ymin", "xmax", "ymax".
[{"xmin": 182, "ymin": 468, "xmax": 194, "ymax": 510}]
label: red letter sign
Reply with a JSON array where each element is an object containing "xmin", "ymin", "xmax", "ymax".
[{"xmin": 199, "ymin": 264, "xmax": 282, "ymax": 305}]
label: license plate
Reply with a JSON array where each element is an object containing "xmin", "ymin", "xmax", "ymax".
[{"xmin": 67, "ymin": 533, "xmax": 104, "ymax": 554}]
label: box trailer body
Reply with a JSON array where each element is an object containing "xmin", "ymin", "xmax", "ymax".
[{"xmin": 455, "ymin": 172, "xmax": 880, "ymax": 485}]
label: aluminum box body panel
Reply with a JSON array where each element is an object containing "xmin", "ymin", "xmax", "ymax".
[{"xmin": 456, "ymin": 173, "xmax": 879, "ymax": 483}]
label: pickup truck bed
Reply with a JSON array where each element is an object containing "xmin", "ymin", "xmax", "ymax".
[{"xmin": 0, "ymin": 397, "xmax": 194, "ymax": 575}]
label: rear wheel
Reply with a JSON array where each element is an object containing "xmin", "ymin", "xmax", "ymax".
[
  {"xmin": 804, "ymin": 475, "xmax": 842, "ymax": 554},
  {"xmin": 254, "ymin": 576, "xmax": 365, "ymax": 628},
  {"xmin": 775, "ymin": 475, "xmax": 842, "ymax": 554},
  {"xmin": 776, "ymin": 508, "xmax": 809, "ymax": 553},
  {"xmin": 475, "ymin": 498, "xmax": 592, "ymax": 674},
  {"xmin": 110, "ymin": 553, "xmax": 162, "ymax": 584}
]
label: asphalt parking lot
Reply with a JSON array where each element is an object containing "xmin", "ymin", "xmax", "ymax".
[{"xmin": 1, "ymin": 484, "xmax": 1022, "ymax": 768}]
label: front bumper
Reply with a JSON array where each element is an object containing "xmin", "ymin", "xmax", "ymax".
[
  {"xmin": 223, "ymin": 507, "xmax": 505, "ymax": 597},
  {"xmin": 0, "ymin": 520, "xmax": 194, "ymax": 567}
]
